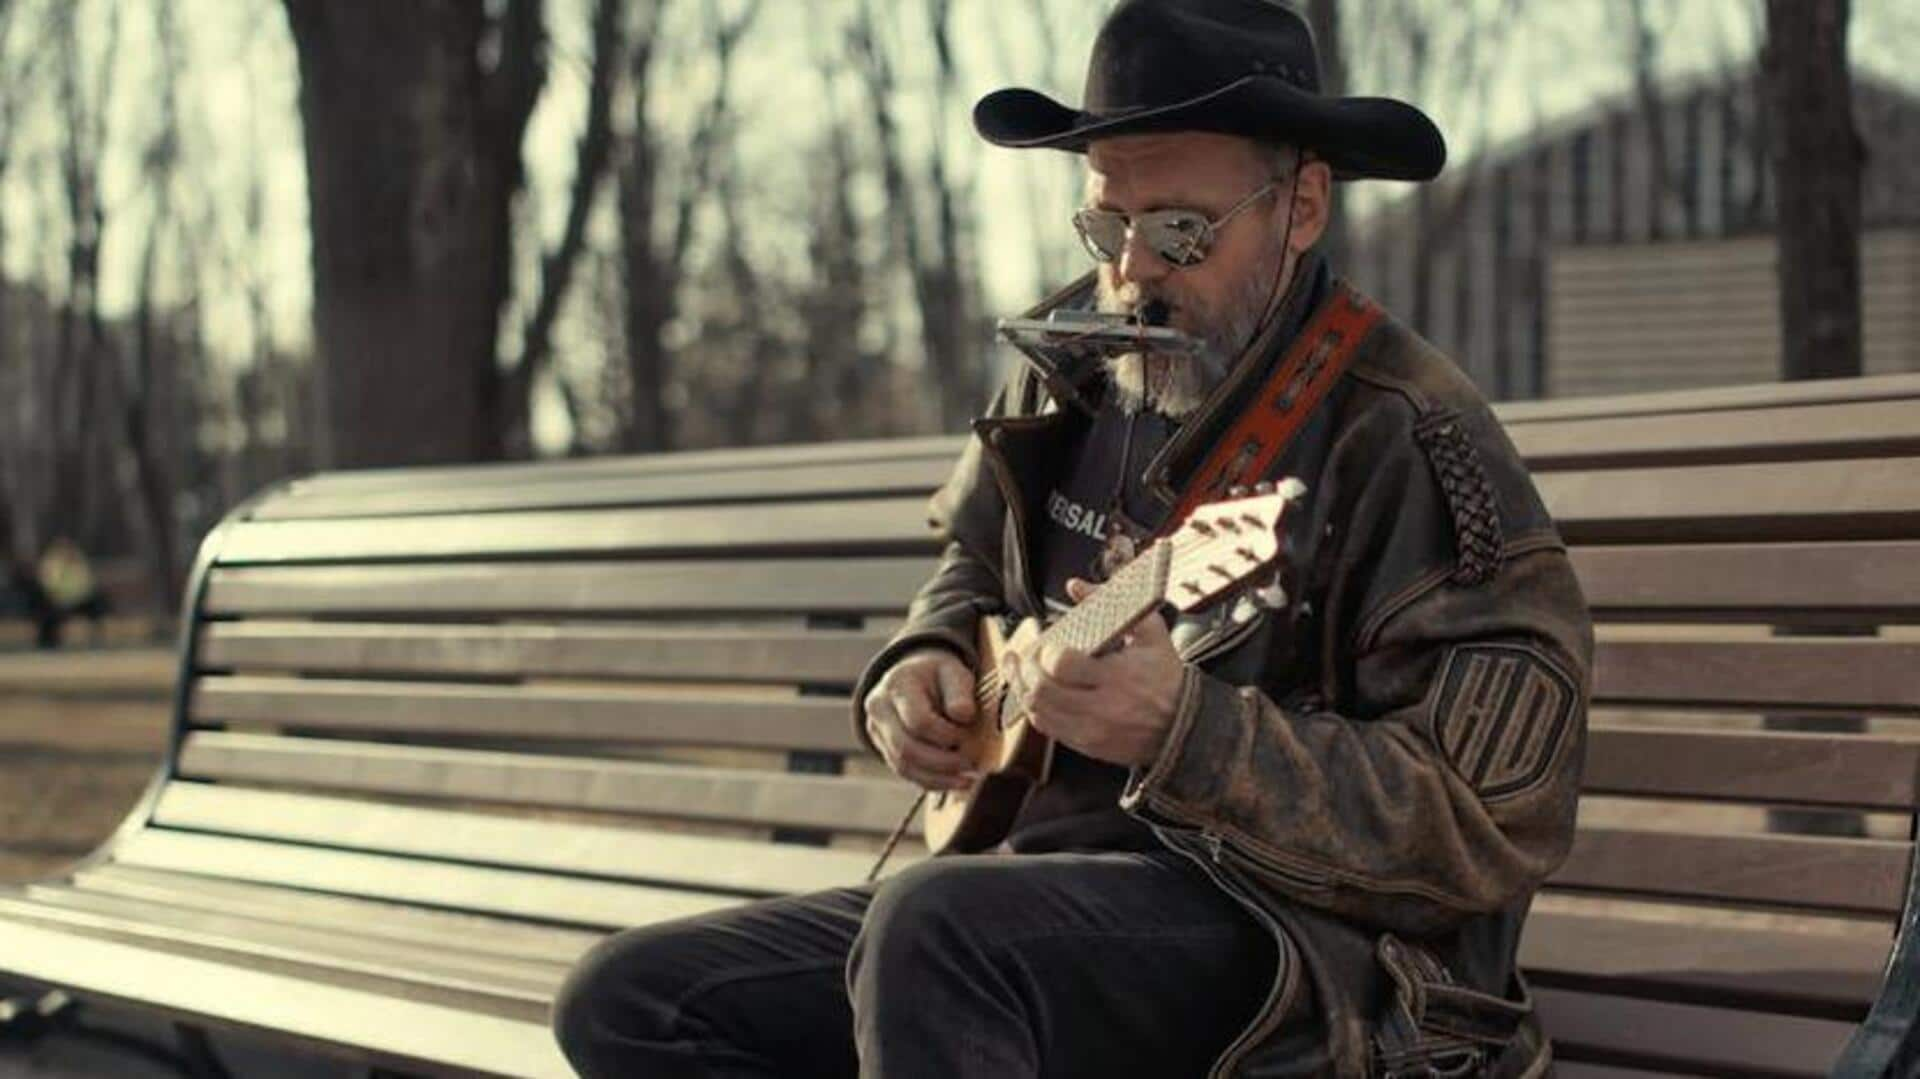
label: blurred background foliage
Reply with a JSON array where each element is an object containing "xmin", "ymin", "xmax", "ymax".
[{"xmin": 0, "ymin": 0, "xmax": 1915, "ymax": 625}]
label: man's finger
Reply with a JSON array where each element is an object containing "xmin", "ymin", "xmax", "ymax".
[
  {"xmin": 896, "ymin": 690, "xmax": 969, "ymax": 746},
  {"xmin": 1037, "ymin": 642, "xmax": 1100, "ymax": 687},
  {"xmin": 864, "ymin": 694, "xmax": 901, "ymax": 746},
  {"xmin": 896, "ymin": 736, "xmax": 977, "ymax": 789},
  {"xmin": 935, "ymin": 660, "xmax": 977, "ymax": 725},
  {"xmin": 1125, "ymin": 610, "xmax": 1174, "ymax": 650},
  {"xmin": 1064, "ymin": 577, "xmax": 1095, "ymax": 603}
]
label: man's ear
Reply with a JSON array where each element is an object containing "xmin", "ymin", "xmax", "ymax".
[{"xmin": 1282, "ymin": 159, "xmax": 1333, "ymax": 254}]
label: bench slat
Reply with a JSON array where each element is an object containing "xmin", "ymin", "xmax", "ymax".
[
  {"xmin": 202, "ymin": 558, "xmax": 935, "ymax": 616},
  {"xmin": 204, "ymin": 624, "xmax": 1920, "ymax": 715},
  {"xmin": 174, "ymin": 731, "xmax": 919, "ymax": 836},
  {"xmin": 1536, "ymin": 985, "xmax": 1853, "ymax": 1077},
  {"xmin": 191, "ymin": 675, "xmax": 862, "ymax": 753},
  {"xmin": 202, "ymin": 543, "xmax": 1920, "ymax": 623},
  {"xmin": 1571, "ymin": 541, "xmax": 1920, "ymax": 620},
  {"xmin": 71, "ymin": 863, "xmax": 603, "ymax": 964},
  {"xmin": 1539, "ymin": 457, "xmax": 1920, "ymax": 544},
  {"xmin": 281, "ymin": 435, "xmax": 961, "ymax": 495},
  {"xmin": 0, "ymin": 915, "xmax": 570, "ymax": 1075},
  {"xmin": 254, "ymin": 456, "xmax": 951, "ymax": 521},
  {"xmin": 232, "ymin": 459, "xmax": 1920, "ymax": 561},
  {"xmin": 113, "ymin": 830, "xmax": 742, "ymax": 931},
  {"xmin": 1520, "ymin": 908, "xmax": 1888, "ymax": 1020},
  {"xmin": 1593, "ymin": 638, "xmax": 1920, "ymax": 714},
  {"xmin": 1549, "ymin": 828, "xmax": 1911, "ymax": 916},
  {"xmin": 198, "ymin": 622, "xmax": 892, "ymax": 685},
  {"xmin": 1492, "ymin": 371, "xmax": 1920, "ymax": 423},
  {"xmin": 1505, "ymin": 398, "xmax": 1920, "ymax": 471},
  {"xmin": 4, "ymin": 888, "xmax": 566, "ymax": 998},
  {"xmin": 150, "ymin": 783, "xmax": 902, "ymax": 897},
  {"xmin": 216, "ymin": 497, "xmax": 939, "ymax": 565},
  {"xmin": 0, "ymin": 902, "xmax": 553, "ymax": 1028},
  {"xmin": 256, "ymin": 397, "xmax": 1920, "ymax": 521},
  {"xmin": 1582, "ymin": 727, "xmax": 1920, "ymax": 810}
]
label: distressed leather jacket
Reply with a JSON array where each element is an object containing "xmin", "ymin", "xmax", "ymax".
[{"xmin": 851, "ymin": 256, "xmax": 1594, "ymax": 1077}]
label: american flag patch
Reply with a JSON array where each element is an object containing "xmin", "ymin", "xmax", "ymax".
[{"xmin": 1432, "ymin": 645, "xmax": 1577, "ymax": 800}]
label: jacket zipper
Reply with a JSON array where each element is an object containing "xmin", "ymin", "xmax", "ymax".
[{"xmin": 1148, "ymin": 819, "xmax": 1305, "ymax": 1079}]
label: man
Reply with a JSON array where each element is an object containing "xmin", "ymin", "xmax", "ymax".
[{"xmin": 552, "ymin": 1, "xmax": 1591, "ymax": 1075}]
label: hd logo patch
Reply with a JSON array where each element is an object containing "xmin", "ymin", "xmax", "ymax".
[{"xmin": 1432, "ymin": 645, "xmax": 1577, "ymax": 800}]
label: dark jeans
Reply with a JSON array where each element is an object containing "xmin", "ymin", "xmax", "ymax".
[{"xmin": 551, "ymin": 849, "xmax": 1288, "ymax": 1078}]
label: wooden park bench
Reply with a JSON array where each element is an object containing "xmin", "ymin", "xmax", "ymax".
[{"xmin": 1, "ymin": 373, "xmax": 1917, "ymax": 1077}]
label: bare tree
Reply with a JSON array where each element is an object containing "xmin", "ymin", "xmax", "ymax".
[
  {"xmin": 796, "ymin": 44, "xmax": 874, "ymax": 440},
  {"xmin": 1614, "ymin": 0, "xmax": 1686, "ymax": 239},
  {"xmin": 46, "ymin": 0, "xmax": 123, "ymax": 547},
  {"xmin": 0, "ymin": 0, "xmax": 44, "ymax": 565},
  {"xmin": 1762, "ymin": 0, "xmax": 1862, "ymax": 381},
  {"xmin": 617, "ymin": 0, "xmax": 761, "ymax": 452},
  {"xmin": 504, "ymin": 0, "xmax": 628, "ymax": 454},
  {"xmin": 104, "ymin": 0, "xmax": 188, "ymax": 615},
  {"xmin": 849, "ymin": 0, "xmax": 986, "ymax": 433},
  {"xmin": 280, "ymin": 1, "xmax": 546, "ymax": 467}
]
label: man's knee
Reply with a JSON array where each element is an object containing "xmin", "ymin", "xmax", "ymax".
[
  {"xmin": 551, "ymin": 923, "xmax": 690, "ymax": 1064},
  {"xmin": 850, "ymin": 857, "xmax": 1020, "ymax": 990}
]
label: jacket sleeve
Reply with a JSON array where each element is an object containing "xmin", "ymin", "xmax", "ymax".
[
  {"xmin": 848, "ymin": 539, "xmax": 1004, "ymax": 757},
  {"xmin": 1121, "ymin": 403, "xmax": 1594, "ymax": 936},
  {"xmin": 847, "ymin": 363, "xmax": 1042, "ymax": 757}
]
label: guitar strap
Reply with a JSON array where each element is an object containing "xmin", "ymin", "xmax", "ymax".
[{"xmin": 1162, "ymin": 280, "xmax": 1384, "ymax": 531}]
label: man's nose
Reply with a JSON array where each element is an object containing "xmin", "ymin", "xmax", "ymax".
[{"xmin": 1116, "ymin": 225, "xmax": 1171, "ymax": 287}]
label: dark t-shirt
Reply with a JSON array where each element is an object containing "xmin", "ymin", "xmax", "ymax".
[{"xmin": 1005, "ymin": 400, "xmax": 1180, "ymax": 854}]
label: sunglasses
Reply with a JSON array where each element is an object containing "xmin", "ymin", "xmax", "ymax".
[{"xmin": 1072, "ymin": 181, "xmax": 1277, "ymax": 268}]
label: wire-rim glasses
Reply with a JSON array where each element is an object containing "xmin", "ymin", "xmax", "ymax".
[{"xmin": 1071, "ymin": 181, "xmax": 1277, "ymax": 268}]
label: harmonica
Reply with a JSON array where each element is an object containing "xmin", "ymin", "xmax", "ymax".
[
  {"xmin": 995, "ymin": 307, "xmax": 1203, "ymax": 358},
  {"xmin": 995, "ymin": 274, "xmax": 1207, "ymax": 413}
]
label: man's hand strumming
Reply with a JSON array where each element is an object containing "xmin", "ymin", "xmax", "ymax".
[
  {"xmin": 863, "ymin": 648, "xmax": 981, "ymax": 792},
  {"xmin": 1004, "ymin": 578, "xmax": 1184, "ymax": 768}
]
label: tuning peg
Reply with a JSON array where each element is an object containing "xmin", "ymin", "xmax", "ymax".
[
  {"xmin": 1253, "ymin": 573, "xmax": 1289, "ymax": 610},
  {"xmin": 1226, "ymin": 484, "xmax": 1250, "ymax": 498},
  {"xmin": 1230, "ymin": 595, "xmax": 1261, "ymax": 625},
  {"xmin": 1253, "ymin": 481, "xmax": 1275, "ymax": 495}
]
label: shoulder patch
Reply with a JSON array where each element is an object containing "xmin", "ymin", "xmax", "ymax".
[
  {"xmin": 1432, "ymin": 644, "xmax": 1577, "ymax": 800},
  {"xmin": 1414, "ymin": 415, "xmax": 1504, "ymax": 585}
]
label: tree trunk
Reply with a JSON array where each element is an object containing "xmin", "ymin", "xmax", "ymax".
[
  {"xmin": 281, "ymin": 1, "xmax": 545, "ymax": 468},
  {"xmin": 1762, "ymin": 0, "xmax": 1862, "ymax": 381},
  {"xmin": 1759, "ymin": 0, "xmax": 1865, "ymax": 842}
]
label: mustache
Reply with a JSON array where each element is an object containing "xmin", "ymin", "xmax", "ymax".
[{"xmin": 1096, "ymin": 282, "xmax": 1183, "ymax": 319}]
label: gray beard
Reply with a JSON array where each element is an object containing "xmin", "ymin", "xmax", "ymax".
[{"xmin": 1096, "ymin": 251, "xmax": 1285, "ymax": 418}]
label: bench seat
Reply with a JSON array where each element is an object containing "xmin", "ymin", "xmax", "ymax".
[{"xmin": 3, "ymin": 373, "xmax": 1918, "ymax": 1076}]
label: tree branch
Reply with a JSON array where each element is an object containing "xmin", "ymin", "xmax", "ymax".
[{"xmin": 508, "ymin": 0, "xmax": 627, "ymax": 409}]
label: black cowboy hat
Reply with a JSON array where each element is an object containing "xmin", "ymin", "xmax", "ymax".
[{"xmin": 974, "ymin": 0, "xmax": 1444, "ymax": 182}]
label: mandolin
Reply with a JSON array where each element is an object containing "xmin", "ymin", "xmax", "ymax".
[{"xmin": 923, "ymin": 481, "xmax": 1307, "ymax": 854}]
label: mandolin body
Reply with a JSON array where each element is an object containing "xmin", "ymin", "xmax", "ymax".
[{"xmin": 921, "ymin": 616, "xmax": 1051, "ymax": 854}]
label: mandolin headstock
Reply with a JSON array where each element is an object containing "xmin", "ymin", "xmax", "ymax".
[{"xmin": 1161, "ymin": 480, "xmax": 1306, "ymax": 614}]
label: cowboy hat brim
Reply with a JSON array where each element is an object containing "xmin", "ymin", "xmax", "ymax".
[{"xmin": 974, "ymin": 75, "xmax": 1445, "ymax": 182}]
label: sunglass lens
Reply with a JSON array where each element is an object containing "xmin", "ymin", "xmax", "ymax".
[
  {"xmin": 1145, "ymin": 212, "xmax": 1210, "ymax": 266},
  {"xmin": 1073, "ymin": 210, "xmax": 1128, "ymax": 263}
]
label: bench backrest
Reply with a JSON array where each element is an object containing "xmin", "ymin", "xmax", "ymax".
[{"xmin": 109, "ymin": 372, "xmax": 1920, "ymax": 1078}]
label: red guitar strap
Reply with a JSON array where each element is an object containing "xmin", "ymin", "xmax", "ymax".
[{"xmin": 1165, "ymin": 281, "xmax": 1383, "ymax": 529}]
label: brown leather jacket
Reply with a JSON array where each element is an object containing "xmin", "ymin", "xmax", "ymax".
[{"xmin": 852, "ymin": 258, "xmax": 1594, "ymax": 1077}]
